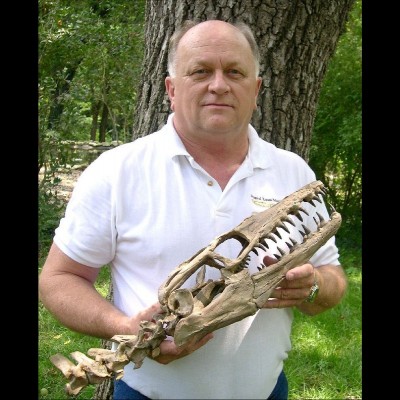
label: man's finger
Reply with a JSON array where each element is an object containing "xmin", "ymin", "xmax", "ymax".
[{"xmin": 263, "ymin": 255, "xmax": 278, "ymax": 267}]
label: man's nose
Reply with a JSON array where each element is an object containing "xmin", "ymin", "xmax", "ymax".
[{"xmin": 208, "ymin": 71, "xmax": 230, "ymax": 94}]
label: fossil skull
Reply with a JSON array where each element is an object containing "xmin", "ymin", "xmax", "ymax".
[{"xmin": 49, "ymin": 180, "xmax": 341, "ymax": 395}]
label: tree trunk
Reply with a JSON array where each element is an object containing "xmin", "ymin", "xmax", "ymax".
[
  {"xmin": 47, "ymin": 66, "xmax": 78, "ymax": 131},
  {"xmin": 93, "ymin": 278, "xmax": 114, "ymax": 399},
  {"xmin": 96, "ymin": 1, "xmax": 355, "ymax": 399},
  {"xmin": 99, "ymin": 102, "xmax": 109, "ymax": 142},
  {"xmin": 132, "ymin": 0, "xmax": 355, "ymax": 162},
  {"xmin": 90, "ymin": 100, "xmax": 102, "ymax": 141},
  {"xmin": 92, "ymin": 347, "xmax": 114, "ymax": 399}
]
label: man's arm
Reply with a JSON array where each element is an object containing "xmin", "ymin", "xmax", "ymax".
[
  {"xmin": 294, "ymin": 264, "xmax": 348, "ymax": 316},
  {"xmin": 39, "ymin": 242, "xmax": 213, "ymax": 363},
  {"xmin": 38, "ymin": 242, "xmax": 160, "ymax": 339}
]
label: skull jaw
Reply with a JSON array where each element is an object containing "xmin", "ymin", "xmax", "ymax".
[
  {"xmin": 172, "ymin": 210, "xmax": 342, "ymax": 347},
  {"xmin": 173, "ymin": 269, "xmax": 257, "ymax": 346}
]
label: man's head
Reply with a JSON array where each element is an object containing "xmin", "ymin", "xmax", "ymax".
[
  {"xmin": 165, "ymin": 20, "xmax": 262, "ymax": 140},
  {"xmin": 167, "ymin": 20, "xmax": 261, "ymax": 78}
]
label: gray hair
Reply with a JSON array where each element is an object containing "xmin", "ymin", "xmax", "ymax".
[{"xmin": 167, "ymin": 20, "xmax": 260, "ymax": 78}]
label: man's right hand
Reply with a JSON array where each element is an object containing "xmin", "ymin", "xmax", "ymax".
[{"xmin": 152, "ymin": 331, "xmax": 214, "ymax": 365}]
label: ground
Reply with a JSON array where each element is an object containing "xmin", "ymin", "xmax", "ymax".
[{"xmin": 39, "ymin": 167, "xmax": 83, "ymax": 202}]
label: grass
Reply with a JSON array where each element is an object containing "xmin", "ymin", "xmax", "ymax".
[
  {"xmin": 284, "ymin": 254, "xmax": 361, "ymax": 399},
  {"xmin": 38, "ymin": 248, "xmax": 361, "ymax": 400},
  {"xmin": 38, "ymin": 266, "xmax": 112, "ymax": 400}
]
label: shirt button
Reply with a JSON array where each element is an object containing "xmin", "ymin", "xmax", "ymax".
[{"xmin": 207, "ymin": 180, "xmax": 213, "ymax": 186}]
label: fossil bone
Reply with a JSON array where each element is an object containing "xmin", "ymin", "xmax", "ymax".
[{"xmin": 49, "ymin": 180, "xmax": 341, "ymax": 396}]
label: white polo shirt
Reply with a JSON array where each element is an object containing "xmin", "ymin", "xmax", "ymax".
[{"xmin": 54, "ymin": 113, "xmax": 340, "ymax": 399}]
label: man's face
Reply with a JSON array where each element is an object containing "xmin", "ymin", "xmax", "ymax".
[{"xmin": 165, "ymin": 21, "xmax": 262, "ymax": 139}]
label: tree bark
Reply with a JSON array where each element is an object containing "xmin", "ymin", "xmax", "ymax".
[
  {"xmin": 132, "ymin": 0, "xmax": 355, "ymax": 161},
  {"xmin": 90, "ymin": 100, "xmax": 102, "ymax": 141},
  {"xmin": 92, "ymin": 362, "xmax": 114, "ymax": 400},
  {"xmin": 99, "ymin": 102, "xmax": 109, "ymax": 143},
  {"xmin": 93, "ymin": 278, "xmax": 114, "ymax": 399}
]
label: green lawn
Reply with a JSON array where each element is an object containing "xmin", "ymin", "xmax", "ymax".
[{"xmin": 285, "ymin": 268, "xmax": 361, "ymax": 399}]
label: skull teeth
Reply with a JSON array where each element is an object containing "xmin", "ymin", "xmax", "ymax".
[
  {"xmin": 316, "ymin": 212, "xmax": 325, "ymax": 223},
  {"xmin": 298, "ymin": 206, "xmax": 309, "ymax": 216},
  {"xmin": 293, "ymin": 211, "xmax": 303, "ymax": 222},
  {"xmin": 312, "ymin": 195, "xmax": 322, "ymax": 203},
  {"xmin": 257, "ymin": 263, "xmax": 266, "ymax": 271},
  {"xmin": 276, "ymin": 246, "xmax": 285, "ymax": 256},
  {"xmin": 277, "ymin": 222, "xmax": 290, "ymax": 233},
  {"xmin": 283, "ymin": 217, "xmax": 296, "ymax": 226},
  {"xmin": 237, "ymin": 255, "xmax": 251, "ymax": 271},
  {"xmin": 256, "ymin": 242, "xmax": 268, "ymax": 251},
  {"xmin": 301, "ymin": 224, "xmax": 311, "ymax": 236}
]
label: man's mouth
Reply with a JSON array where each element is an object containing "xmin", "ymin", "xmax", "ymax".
[{"xmin": 203, "ymin": 103, "xmax": 233, "ymax": 108}]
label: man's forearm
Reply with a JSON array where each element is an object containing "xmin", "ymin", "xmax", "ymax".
[
  {"xmin": 39, "ymin": 274, "xmax": 133, "ymax": 339},
  {"xmin": 296, "ymin": 264, "xmax": 348, "ymax": 316}
]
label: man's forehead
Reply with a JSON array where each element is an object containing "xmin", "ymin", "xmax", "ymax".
[
  {"xmin": 178, "ymin": 36, "xmax": 252, "ymax": 62},
  {"xmin": 184, "ymin": 20, "xmax": 238, "ymax": 37},
  {"xmin": 186, "ymin": 53, "xmax": 245, "ymax": 67},
  {"xmin": 180, "ymin": 22, "xmax": 249, "ymax": 51}
]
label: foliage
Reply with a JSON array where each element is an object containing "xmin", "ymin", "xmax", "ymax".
[
  {"xmin": 39, "ymin": 0, "xmax": 146, "ymax": 144},
  {"xmin": 39, "ymin": 0, "xmax": 146, "ymax": 251},
  {"xmin": 38, "ymin": 129, "xmax": 68, "ymax": 257},
  {"xmin": 309, "ymin": 0, "xmax": 362, "ymax": 249},
  {"xmin": 38, "ymin": 173, "xmax": 66, "ymax": 259}
]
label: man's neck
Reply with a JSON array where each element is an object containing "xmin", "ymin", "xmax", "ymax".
[{"xmin": 177, "ymin": 132, "xmax": 249, "ymax": 191}]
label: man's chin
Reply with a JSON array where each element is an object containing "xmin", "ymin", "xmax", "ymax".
[
  {"xmin": 202, "ymin": 115, "xmax": 235, "ymax": 131},
  {"xmin": 204, "ymin": 124, "xmax": 235, "ymax": 135}
]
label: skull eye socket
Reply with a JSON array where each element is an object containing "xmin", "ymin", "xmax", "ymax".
[
  {"xmin": 213, "ymin": 236, "xmax": 263, "ymax": 274},
  {"xmin": 214, "ymin": 236, "xmax": 249, "ymax": 259},
  {"xmin": 167, "ymin": 289, "xmax": 194, "ymax": 317}
]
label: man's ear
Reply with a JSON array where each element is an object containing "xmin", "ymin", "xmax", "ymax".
[
  {"xmin": 165, "ymin": 76, "xmax": 176, "ymax": 111},
  {"xmin": 254, "ymin": 77, "xmax": 262, "ymax": 110}
]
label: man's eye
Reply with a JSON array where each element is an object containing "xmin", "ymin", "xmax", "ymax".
[
  {"xmin": 228, "ymin": 69, "xmax": 242, "ymax": 76},
  {"xmin": 192, "ymin": 69, "xmax": 208, "ymax": 75}
]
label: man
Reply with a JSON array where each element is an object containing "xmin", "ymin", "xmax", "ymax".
[{"xmin": 39, "ymin": 20, "xmax": 348, "ymax": 399}]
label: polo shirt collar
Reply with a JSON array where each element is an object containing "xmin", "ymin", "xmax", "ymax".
[
  {"xmin": 165, "ymin": 113, "xmax": 272, "ymax": 171},
  {"xmin": 164, "ymin": 113, "xmax": 191, "ymax": 159},
  {"xmin": 247, "ymin": 124, "xmax": 272, "ymax": 170}
]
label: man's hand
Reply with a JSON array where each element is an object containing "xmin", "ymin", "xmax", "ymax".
[
  {"xmin": 151, "ymin": 332, "xmax": 214, "ymax": 365},
  {"xmin": 260, "ymin": 255, "xmax": 347, "ymax": 316},
  {"xmin": 133, "ymin": 301, "xmax": 214, "ymax": 365},
  {"xmin": 261, "ymin": 255, "xmax": 315, "ymax": 309}
]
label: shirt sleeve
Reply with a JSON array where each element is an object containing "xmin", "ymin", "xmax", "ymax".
[{"xmin": 53, "ymin": 155, "xmax": 117, "ymax": 268}]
